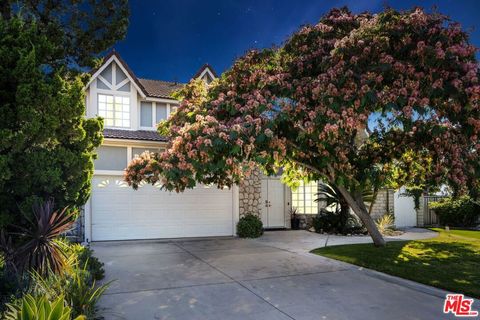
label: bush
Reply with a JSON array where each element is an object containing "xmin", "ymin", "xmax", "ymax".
[
  {"xmin": 4, "ymin": 294, "xmax": 85, "ymax": 320},
  {"xmin": 30, "ymin": 268, "xmax": 110, "ymax": 319},
  {"xmin": 237, "ymin": 214, "xmax": 263, "ymax": 238},
  {"xmin": 375, "ymin": 213, "xmax": 395, "ymax": 234},
  {"xmin": 2, "ymin": 238, "xmax": 108, "ymax": 319},
  {"xmin": 312, "ymin": 209, "xmax": 366, "ymax": 235},
  {"xmin": 430, "ymin": 196, "xmax": 480, "ymax": 227},
  {"xmin": 66, "ymin": 244, "xmax": 105, "ymax": 281},
  {"xmin": 0, "ymin": 200, "xmax": 76, "ymax": 276}
]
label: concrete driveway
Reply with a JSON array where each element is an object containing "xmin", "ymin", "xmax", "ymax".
[{"xmin": 93, "ymin": 230, "xmax": 472, "ymax": 320}]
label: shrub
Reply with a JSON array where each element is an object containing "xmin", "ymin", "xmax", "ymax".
[
  {"xmin": 4, "ymin": 294, "xmax": 85, "ymax": 320},
  {"xmin": 66, "ymin": 244, "xmax": 104, "ymax": 281},
  {"xmin": 430, "ymin": 196, "xmax": 480, "ymax": 227},
  {"xmin": 312, "ymin": 209, "xmax": 366, "ymax": 235},
  {"xmin": 30, "ymin": 268, "xmax": 110, "ymax": 319},
  {"xmin": 237, "ymin": 214, "xmax": 263, "ymax": 238},
  {"xmin": 312, "ymin": 210, "xmax": 342, "ymax": 233},
  {"xmin": 375, "ymin": 213, "xmax": 395, "ymax": 234},
  {"xmin": 3, "ymin": 200, "xmax": 76, "ymax": 276}
]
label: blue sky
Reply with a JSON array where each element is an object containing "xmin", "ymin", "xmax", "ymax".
[{"xmin": 114, "ymin": 0, "xmax": 480, "ymax": 83}]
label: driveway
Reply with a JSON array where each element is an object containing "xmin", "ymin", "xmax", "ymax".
[{"xmin": 93, "ymin": 229, "xmax": 472, "ymax": 320}]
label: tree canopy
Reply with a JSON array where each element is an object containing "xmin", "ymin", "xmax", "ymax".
[
  {"xmin": 0, "ymin": 1, "xmax": 129, "ymax": 227},
  {"xmin": 125, "ymin": 7, "xmax": 479, "ymax": 246}
]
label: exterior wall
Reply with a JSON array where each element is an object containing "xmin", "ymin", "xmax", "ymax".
[
  {"xmin": 369, "ymin": 189, "xmax": 395, "ymax": 219},
  {"xmin": 295, "ymin": 214, "xmax": 315, "ymax": 230},
  {"xmin": 67, "ymin": 207, "xmax": 85, "ymax": 242},
  {"xmin": 417, "ymin": 197, "xmax": 425, "ymax": 227},
  {"xmin": 238, "ymin": 168, "xmax": 262, "ymax": 217},
  {"xmin": 85, "ymin": 58, "xmax": 178, "ymax": 130}
]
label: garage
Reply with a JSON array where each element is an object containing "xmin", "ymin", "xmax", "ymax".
[{"xmin": 89, "ymin": 175, "xmax": 235, "ymax": 241}]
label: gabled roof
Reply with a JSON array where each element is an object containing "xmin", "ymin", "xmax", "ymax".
[
  {"xmin": 193, "ymin": 63, "xmax": 218, "ymax": 79},
  {"xmin": 88, "ymin": 51, "xmax": 218, "ymax": 99},
  {"xmin": 88, "ymin": 50, "xmax": 184, "ymax": 100}
]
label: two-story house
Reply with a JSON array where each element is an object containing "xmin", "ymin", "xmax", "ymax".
[
  {"xmin": 83, "ymin": 51, "xmax": 401, "ymax": 242},
  {"xmin": 83, "ymin": 51, "xmax": 294, "ymax": 242}
]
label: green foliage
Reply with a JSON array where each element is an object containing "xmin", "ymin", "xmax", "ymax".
[
  {"xmin": 2, "ymin": 235, "xmax": 107, "ymax": 318},
  {"xmin": 0, "ymin": 16, "xmax": 104, "ymax": 228},
  {"xmin": 402, "ymin": 186, "xmax": 424, "ymax": 210},
  {"xmin": 4, "ymin": 294, "xmax": 85, "ymax": 320},
  {"xmin": 430, "ymin": 196, "xmax": 480, "ymax": 227},
  {"xmin": 375, "ymin": 213, "xmax": 396, "ymax": 234},
  {"xmin": 315, "ymin": 182, "xmax": 372, "ymax": 234},
  {"xmin": 1, "ymin": 0, "xmax": 129, "ymax": 70},
  {"xmin": 30, "ymin": 268, "xmax": 110, "ymax": 319},
  {"xmin": 236, "ymin": 214, "xmax": 263, "ymax": 238},
  {"xmin": 66, "ymin": 245, "xmax": 104, "ymax": 281},
  {"xmin": 312, "ymin": 209, "xmax": 365, "ymax": 235}
]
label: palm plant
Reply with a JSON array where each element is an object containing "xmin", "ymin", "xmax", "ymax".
[{"xmin": 315, "ymin": 182, "xmax": 375, "ymax": 234}]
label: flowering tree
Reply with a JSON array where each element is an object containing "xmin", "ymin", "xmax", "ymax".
[{"xmin": 126, "ymin": 8, "xmax": 480, "ymax": 246}]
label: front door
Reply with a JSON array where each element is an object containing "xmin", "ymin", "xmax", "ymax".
[{"xmin": 260, "ymin": 178, "xmax": 286, "ymax": 228}]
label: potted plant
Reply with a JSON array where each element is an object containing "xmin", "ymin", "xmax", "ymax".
[{"xmin": 290, "ymin": 207, "xmax": 300, "ymax": 230}]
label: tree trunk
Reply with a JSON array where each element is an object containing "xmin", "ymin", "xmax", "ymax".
[
  {"xmin": 336, "ymin": 185, "xmax": 386, "ymax": 247},
  {"xmin": 339, "ymin": 198, "xmax": 350, "ymax": 234}
]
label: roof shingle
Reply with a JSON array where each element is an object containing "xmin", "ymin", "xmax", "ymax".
[
  {"xmin": 138, "ymin": 78, "xmax": 184, "ymax": 99},
  {"xmin": 103, "ymin": 128, "xmax": 168, "ymax": 142}
]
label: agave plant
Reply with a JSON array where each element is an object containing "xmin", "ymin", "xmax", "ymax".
[
  {"xmin": 375, "ymin": 213, "xmax": 396, "ymax": 234},
  {"xmin": 4, "ymin": 294, "xmax": 85, "ymax": 320},
  {"xmin": 16, "ymin": 200, "xmax": 76, "ymax": 275}
]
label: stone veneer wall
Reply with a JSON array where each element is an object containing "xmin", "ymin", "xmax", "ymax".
[
  {"xmin": 369, "ymin": 189, "xmax": 395, "ymax": 219},
  {"xmin": 238, "ymin": 168, "xmax": 262, "ymax": 217}
]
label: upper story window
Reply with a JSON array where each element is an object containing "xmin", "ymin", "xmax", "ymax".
[
  {"xmin": 98, "ymin": 94, "xmax": 130, "ymax": 128},
  {"xmin": 139, "ymin": 101, "xmax": 173, "ymax": 129}
]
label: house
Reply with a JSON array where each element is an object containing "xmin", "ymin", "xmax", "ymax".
[{"xmin": 81, "ymin": 51, "xmax": 410, "ymax": 242}]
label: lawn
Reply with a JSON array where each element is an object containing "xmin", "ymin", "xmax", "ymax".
[{"xmin": 311, "ymin": 228, "xmax": 480, "ymax": 298}]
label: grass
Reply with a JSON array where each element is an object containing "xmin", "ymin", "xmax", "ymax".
[{"xmin": 311, "ymin": 228, "xmax": 480, "ymax": 298}]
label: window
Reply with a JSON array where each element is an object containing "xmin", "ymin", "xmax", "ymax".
[
  {"xmin": 292, "ymin": 181, "xmax": 318, "ymax": 214},
  {"xmin": 98, "ymin": 94, "xmax": 130, "ymax": 128},
  {"xmin": 156, "ymin": 103, "xmax": 167, "ymax": 123},
  {"xmin": 140, "ymin": 102, "xmax": 152, "ymax": 127},
  {"xmin": 94, "ymin": 146, "xmax": 127, "ymax": 171}
]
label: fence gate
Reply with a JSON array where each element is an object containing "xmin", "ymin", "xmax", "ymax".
[{"xmin": 423, "ymin": 195, "xmax": 446, "ymax": 226}]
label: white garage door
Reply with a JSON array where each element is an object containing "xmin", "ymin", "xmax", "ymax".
[{"xmin": 91, "ymin": 176, "xmax": 234, "ymax": 241}]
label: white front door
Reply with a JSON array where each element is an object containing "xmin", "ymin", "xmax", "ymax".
[{"xmin": 260, "ymin": 178, "xmax": 286, "ymax": 228}]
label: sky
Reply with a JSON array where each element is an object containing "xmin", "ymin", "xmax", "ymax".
[{"xmin": 114, "ymin": 0, "xmax": 480, "ymax": 83}]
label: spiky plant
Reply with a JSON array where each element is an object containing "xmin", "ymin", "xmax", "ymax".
[
  {"xmin": 375, "ymin": 214, "xmax": 396, "ymax": 234},
  {"xmin": 4, "ymin": 294, "xmax": 86, "ymax": 320},
  {"xmin": 16, "ymin": 200, "xmax": 76, "ymax": 275}
]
